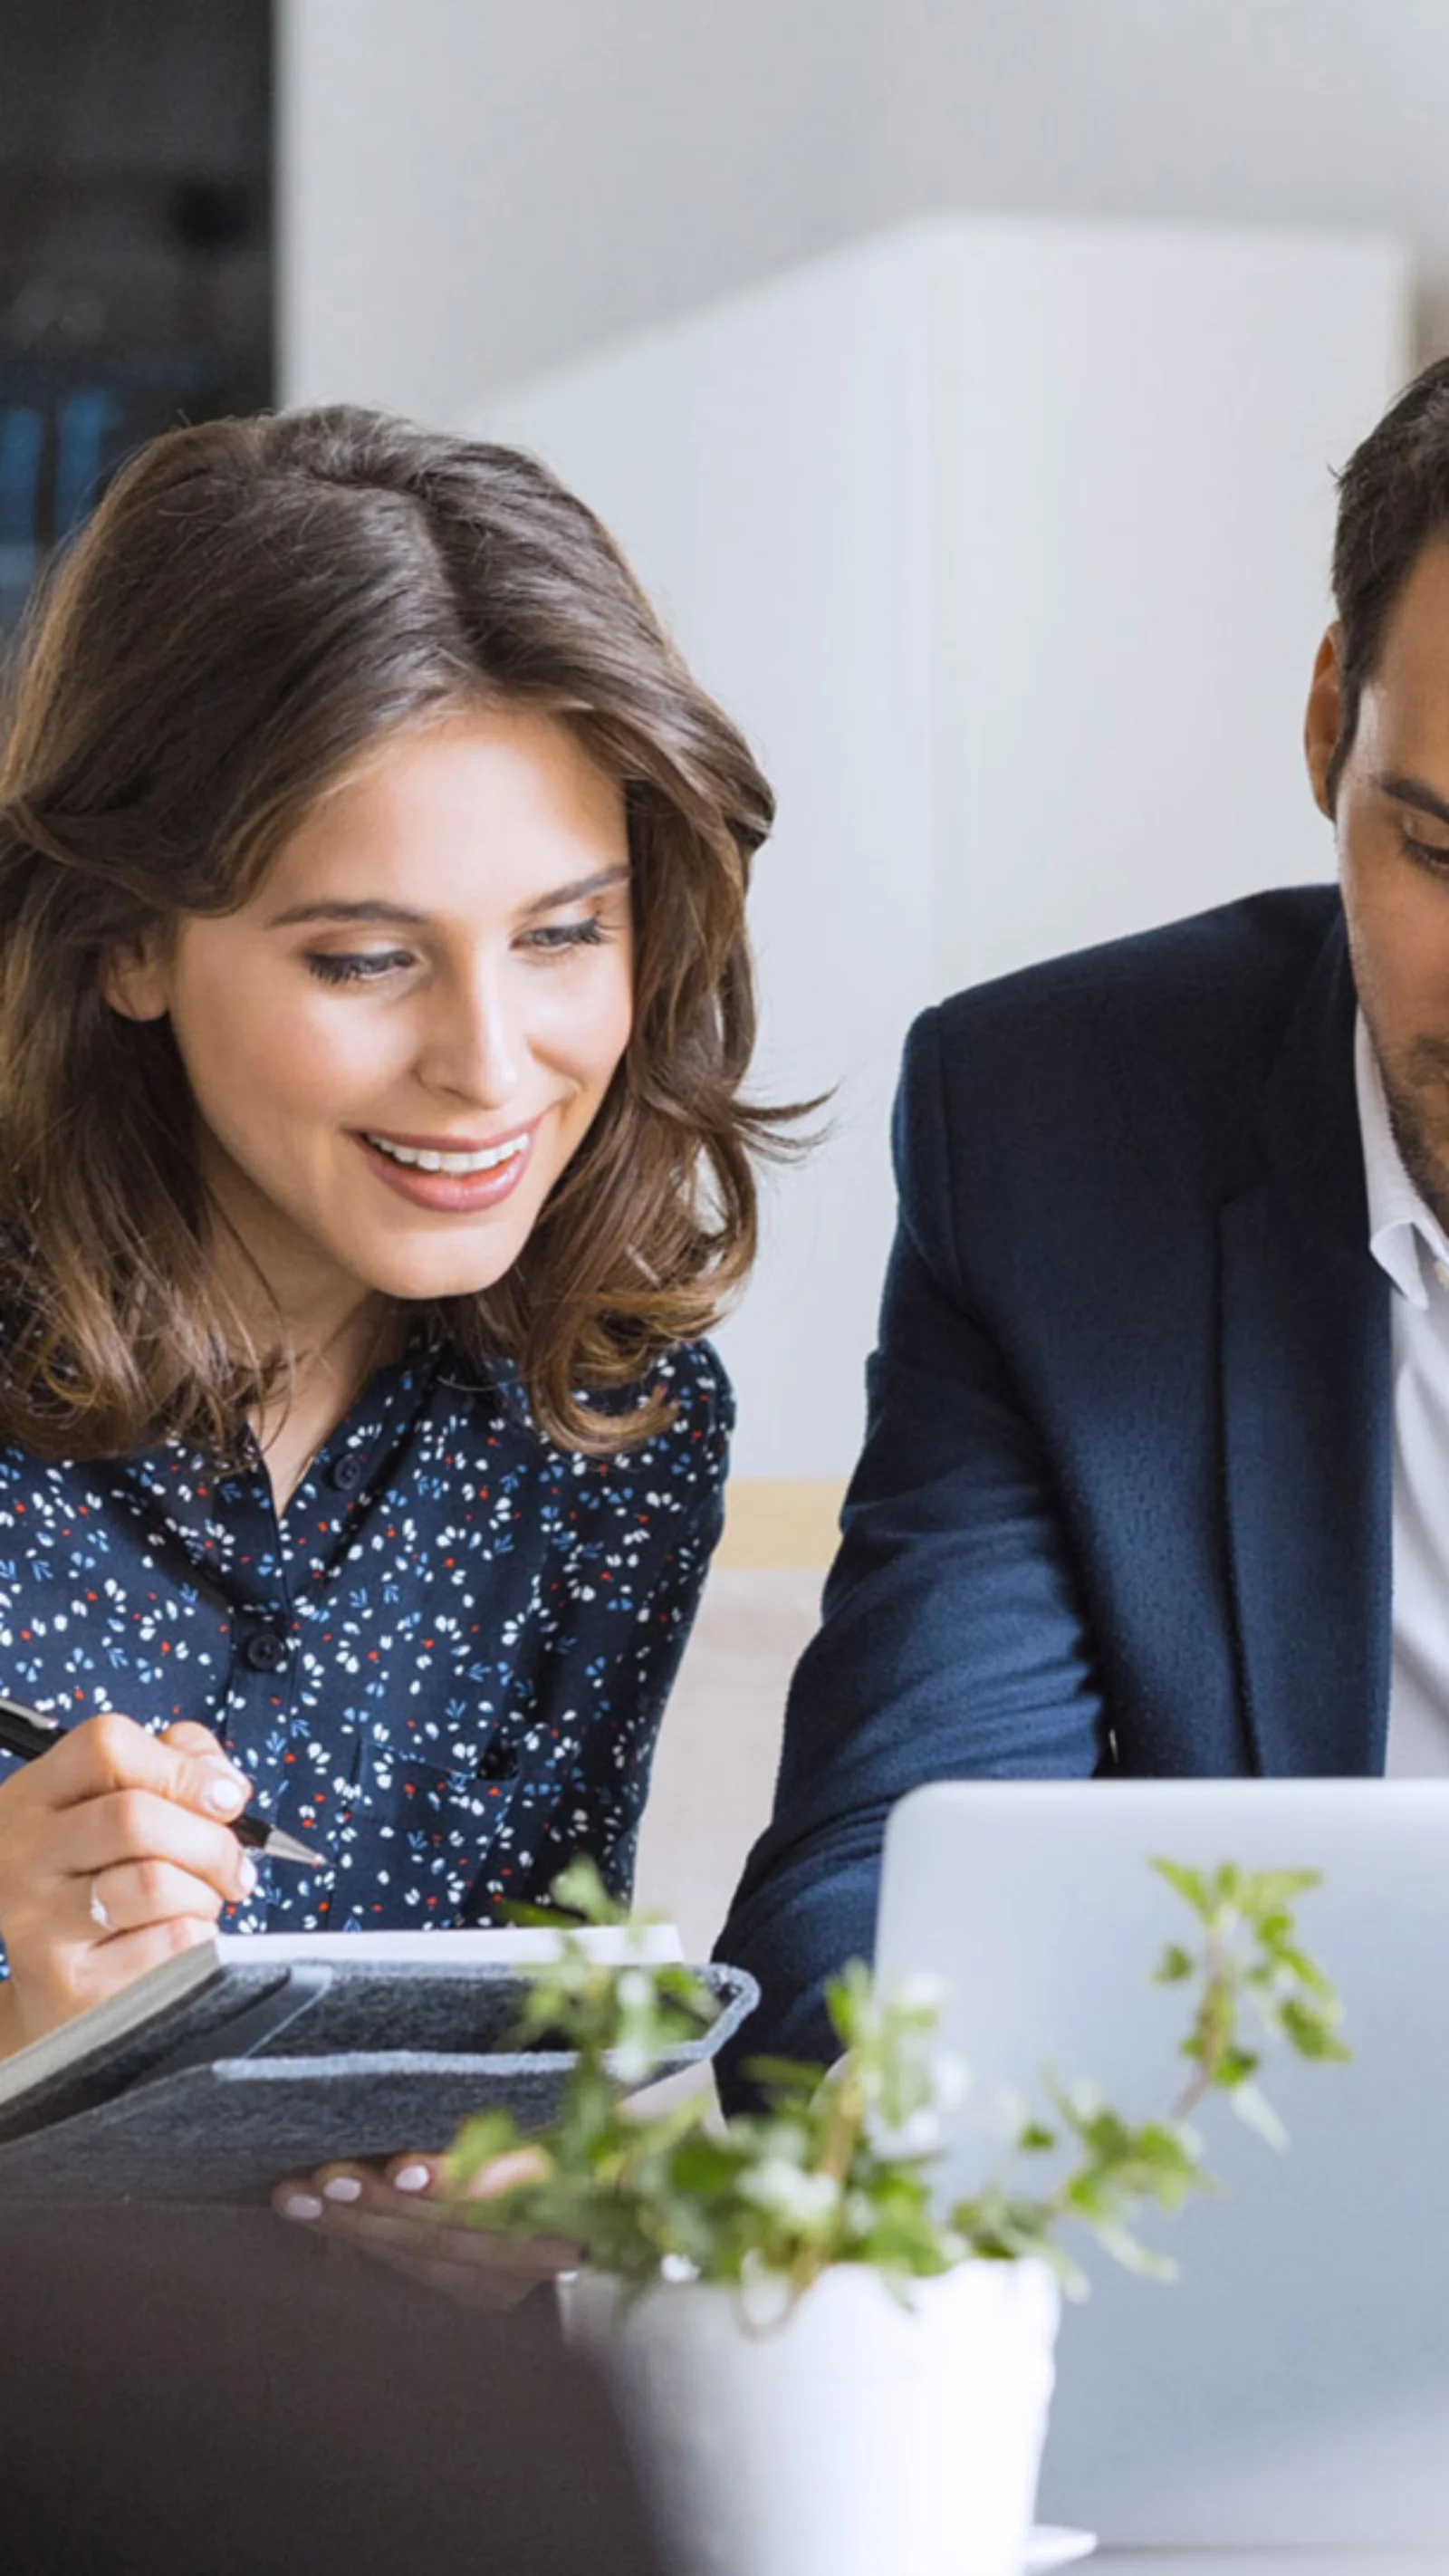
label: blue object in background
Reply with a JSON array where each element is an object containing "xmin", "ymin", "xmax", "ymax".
[
  {"xmin": 0, "ymin": 358, "xmax": 220, "ymax": 632},
  {"xmin": 52, "ymin": 389, "xmax": 118, "ymax": 538},
  {"xmin": 0, "ymin": 407, "xmax": 43, "ymax": 545},
  {"xmin": 0, "ymin": 408, "xmax": 44, "ymax": 620}
]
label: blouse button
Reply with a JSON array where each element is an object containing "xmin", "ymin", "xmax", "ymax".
[
  {"xmin": 243, "ymin": 1629, "xmax": 289, "ymax": 1674},
  {"xmin": 330, "ymin": 1450, "xmax": 367, "ymax": 1492},
  {"xmin": 476, "ymin": 1741, "xmax": 520, "ymax": 1783}
]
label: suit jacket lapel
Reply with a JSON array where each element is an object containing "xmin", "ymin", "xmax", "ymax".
[{"xmin": 1219, "ymin": 911, "xmax": 1392, "ymax": 1776}]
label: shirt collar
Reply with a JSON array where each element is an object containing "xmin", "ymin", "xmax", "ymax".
[{"xmin": 1354, "ymin": 1011, "xmax": 1449, "ymax": 1311}]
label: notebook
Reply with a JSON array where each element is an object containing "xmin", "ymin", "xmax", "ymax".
[{"xmin": 0, "ymin": 1925, "xmax": 756, "ymax": 2206}]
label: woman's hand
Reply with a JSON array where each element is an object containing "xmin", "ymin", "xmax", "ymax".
[
  {"xmin": 0, "ymin": 1713, "xmax": 255, "ymax": 2056},
  {"xmin": 273, "ymin": 2148, "xmax": 582, "ymax": 2310}
]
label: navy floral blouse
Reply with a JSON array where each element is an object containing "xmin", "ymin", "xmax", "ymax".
[{"xmin": 0, "ymin": 1335, "xmax": 729, "ymax": 1943}]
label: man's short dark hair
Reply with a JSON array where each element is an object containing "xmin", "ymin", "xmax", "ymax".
[{"xmin": 1328, "ymin": 354, "xmax": 1449, "ymax": 809}]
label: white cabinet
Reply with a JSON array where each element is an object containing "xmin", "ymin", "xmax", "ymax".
[{"xmin": 473, "ymin": 217, "xmax": 1410, "ymax": 1476}]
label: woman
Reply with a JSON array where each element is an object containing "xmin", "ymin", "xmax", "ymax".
[{"xmin": 0, "ymin": 408, "xmax": 783, "ymax": 2273}]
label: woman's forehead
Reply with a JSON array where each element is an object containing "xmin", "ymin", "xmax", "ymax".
[{"xmin": 255, "ymin": 707, "xmax": 630, "ymax": 919}]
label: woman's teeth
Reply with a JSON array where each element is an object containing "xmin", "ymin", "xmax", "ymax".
[{"xmin": 366, "ymin": 1133, "xmax": 527, "ymax": 1176}]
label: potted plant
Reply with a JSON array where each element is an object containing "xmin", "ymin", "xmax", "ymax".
[{"xmin": 443, "ymin": 1858, "xmax": 1348, "ymax": 2576}]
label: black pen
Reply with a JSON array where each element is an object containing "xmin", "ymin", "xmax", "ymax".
[{"xmin": 0, "ymin": 1694, "xmax": 315, "ymax": 1866}]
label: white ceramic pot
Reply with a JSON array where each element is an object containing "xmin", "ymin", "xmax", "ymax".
[{"xmin": 561, "ymin": 2257, "xmax": 1060, "ymax": 2576}]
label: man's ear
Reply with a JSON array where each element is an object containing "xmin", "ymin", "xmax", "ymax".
[
  {"xmin": 1304, "ymin": 623, "xmax": 1345, "ymax": 820},
  {"xmin": 100, "ymin": 930, "xmax": 171, "ymax": 1024}
]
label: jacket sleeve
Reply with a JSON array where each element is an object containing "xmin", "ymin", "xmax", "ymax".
[{"xmin": 713, "ymin": 1004, "xmax": 1106, "ymax": 2100}]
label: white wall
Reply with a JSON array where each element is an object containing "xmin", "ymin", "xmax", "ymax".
[
  {"xmin": 282, "ymin": 0, "xmax": 1449, "ymax": 413},
  {"xmin": 474, "ymin": 220, "xmax": 1408, "ymax": 1478},
  {"xmin": 278, "ymin": 0, "xmax": 870, "ymax": 420},
  {"xmin": 476, "ymin": 229, "xmax": 943, "ymax": 1481},
  {"xmin": 927, "ymin": 221, "xmax": 1409, "ymax": 990}
]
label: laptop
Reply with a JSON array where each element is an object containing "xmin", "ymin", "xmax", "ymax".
[{"xmin": 873, "ymin": 1779, "xmax": 1449, "ymax": 2550}]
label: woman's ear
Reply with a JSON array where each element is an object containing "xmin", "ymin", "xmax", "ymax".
[
  {"xmin": 101, "ymin": 930, "xmax": 171, "ymax": 1023},
  {"xmin": 1304, "ymin": 623, "xmax": 1345, "ymax": 819}
]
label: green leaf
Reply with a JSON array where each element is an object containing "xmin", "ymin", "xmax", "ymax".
[
  {"xmin": 496, "ymin": 1897, "xmax": 581, "ymax": 1929},
  {"xmin": 1240, "ymin": 1868, "xmax": 1322, "ymax": 1912},
  {"xmin": 822, "ymin": 1958, "xmax": 878, "ymax": 2052},
  {"xmin": 1150, "ymin": 1858, "xmax": 1212, "ymax": 1918},
  {"xmin": 548, "ymin": 1856, "xmax": 629, "ymax": 1927},
  {"xmin": 1271, "ymin": 1943, "xmax": 1335, "ymax": 1997},
  {"xmin": 1279, "ymin": 1998, "xmax": 1352, "ymax": 2062},
  {"xmin": 1085, "ymin": 2216, "xmax": 1181, "ymax": 2282},
  {"xmin": 743, "ymin": 2054, "xmax": 829, "ymax": 2099},
  {"xmin": 1213, "ymin": 2045, "xmax": 1261, "ymax": 2091},
  {"xmin": 442, "ymin": 2107, "xmax": 527, "ymax": 2187}
]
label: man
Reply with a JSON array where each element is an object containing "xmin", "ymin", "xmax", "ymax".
[{"xmin": 716, "ymin": 351, "xmax": 1449, "ymax": 2083}]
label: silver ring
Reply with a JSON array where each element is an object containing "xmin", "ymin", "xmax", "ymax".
[{"xmin": 88, "ymin": 1875, "xmax": 115, "ymax": 1934}]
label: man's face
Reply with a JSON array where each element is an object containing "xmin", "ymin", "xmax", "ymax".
[{"xmin": 1306, "ymin": 535, "xmax": 1449, "ymax": 1234}]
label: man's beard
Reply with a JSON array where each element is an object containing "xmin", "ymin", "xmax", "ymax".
[{"xmin": 1377, "ymin": 1041, "xmax": 1449, "ymax": 1241}]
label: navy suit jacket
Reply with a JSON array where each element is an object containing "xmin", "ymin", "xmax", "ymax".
[{"xmin": 715, "ymin": 885, "xmax": 1393, "ymax": 2088}]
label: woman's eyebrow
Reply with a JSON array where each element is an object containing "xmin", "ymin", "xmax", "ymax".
[
  {"xmin": 266, "ymin": 868, "xmax": 630, "ymax": 932},
  {"xmin": 266, "ymin": 898, "xmax": 428, "ymax": 928},
  {"xmin": 518, "ymin": 865, "xmax": 630, "ymax": 917}
]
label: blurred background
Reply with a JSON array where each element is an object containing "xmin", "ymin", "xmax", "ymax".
[
  {"xmin": 0, "ymin": 0, "xmax": 1439, "ymax": 1946},
  {"xmin": 0, "ymin": 2, "xmax": 270, "ymax": 630}
]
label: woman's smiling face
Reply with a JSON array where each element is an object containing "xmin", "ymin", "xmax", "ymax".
[{"xmin": 106, "ymin": 705, "xmax": 634, "ymax": 1327}]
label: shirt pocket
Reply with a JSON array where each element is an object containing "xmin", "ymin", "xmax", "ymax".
[{"xmin": 328, "ymin": 1708, "xmax": 524, "ymax": 1930}]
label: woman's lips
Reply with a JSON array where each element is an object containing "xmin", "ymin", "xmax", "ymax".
[{"xmin": 354, "ymin": 1122, "xmax": 539, "ymax": 1213}]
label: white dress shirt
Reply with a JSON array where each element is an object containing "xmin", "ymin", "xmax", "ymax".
[{"xmin": 1355, "ymin": 1014, "xmax": 1449, "ymax": 1772}]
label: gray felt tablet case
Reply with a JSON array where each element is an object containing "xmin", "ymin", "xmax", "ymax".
[{"xmin": 0, "ymin": 1958, "xmax": 759, "ymax": 2205}]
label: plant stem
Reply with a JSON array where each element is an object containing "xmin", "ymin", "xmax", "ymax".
[{"xmin": 1172, "ymin": 1924, "xmax": 1232, "ymax": 2123}]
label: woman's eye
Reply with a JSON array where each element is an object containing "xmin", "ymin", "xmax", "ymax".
[
  {"xmin": 521, "ymin": 918, "xmax": 609, "ymax": 956},
  {"xmin": 304, "ymin": 950, "xmax": 415, "ymax": 985}
]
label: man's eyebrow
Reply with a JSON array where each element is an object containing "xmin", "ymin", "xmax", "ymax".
[{"xmin": 1375, "ymin": 771, "xmax": 1449, "ymax": 829}]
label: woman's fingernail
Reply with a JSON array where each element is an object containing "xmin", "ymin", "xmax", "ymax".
[
  {"xmin": 237, "ymin": 1854, "xmax": 258, "ymax": 1896},
  {"xmin": 391, "ymin": 2163, "xmax": 432, "ymax": 2194},
  {"xmin": 279, "ymin": 2192, "xmax": 323, "ymax": 2222},
  {"xmin": 202, "ymin": 1768, "xmax": 248, "ymax": 1817},
  {"xmin": 322, "ymin": 2174, "xmax": 364, "ymax": 2203}
]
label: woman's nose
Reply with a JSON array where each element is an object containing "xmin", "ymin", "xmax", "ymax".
[{"xmin": 417, "ymin": 974, "xmax": 523, "ymax": 1107}]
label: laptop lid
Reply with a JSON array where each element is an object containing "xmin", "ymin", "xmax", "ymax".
[{"xmin": 874, "ymin": 1779, "xmax": 1449, "ymax": 2550}]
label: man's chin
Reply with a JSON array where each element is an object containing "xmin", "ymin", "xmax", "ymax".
[{"xmin": 1380, "ymin": 1068, "xmax": 1449, "ymax": 1241}]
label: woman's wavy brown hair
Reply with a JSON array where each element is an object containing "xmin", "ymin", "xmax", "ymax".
[{"xmin": 0, "ymin": 406, "xmax": 793, "ymax": 1458}]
